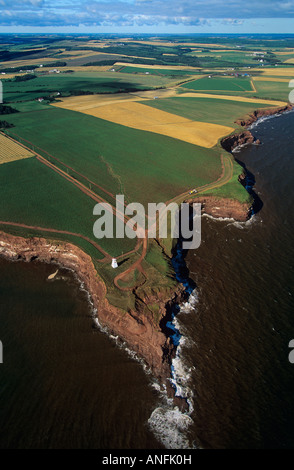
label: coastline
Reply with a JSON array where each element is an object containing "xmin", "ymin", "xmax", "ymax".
[
  {"xmin": 0, "ymin": 230, "xmax": 187, "ymax": 407},
  {"xmin": 0, "ymin": 102, "xmax": 292, "ymax": 415}
]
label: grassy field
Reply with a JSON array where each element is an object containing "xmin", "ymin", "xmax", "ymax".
[
  {"xmin": 181, "ymin": 77, "xmax": 254, "ymax": 93},
  {"xmin": 0, "ymin": 157, "xmax": 136, "ymax": 257},
  {"xmin": 116, "ymin": 66, "xmax": 202, "ymax": 76},
  {"xmin": 252, "ymin": 80, "xmax": 291, "ymax": 101}
]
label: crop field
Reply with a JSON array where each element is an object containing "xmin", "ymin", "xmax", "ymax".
[
  {"xmin": 143, "ymin": 97, "xmax": 275, "ymax": 128},
  {"xmin": 253, "ymin": 80, "xmax": 291, "ymax": 101},
  {"xmin": 114, "ymin": 62, "xmax": 201, "ymax": 71},
  {"xmin": 250, "ymin": 67, "xmax": 294, "ymax": 77},
  {"xmin": 4, "ymin": 107, "xmax": 222, "ymax": 207},
  {"xmin": 181, "ymin": 77, "xmax": 254, "ymax": 93},
  {"xmin": 54, "ymin": 99, "xmax": 234, "ymax": 148},
  {"xmin": 0, "ymin": 157, "xmax": 136, "ymax": 257},
  {"xmin": 178, "ymin": 93, "xmax": 287, "ymax": 106},
  {"xmin": 0, "ymin": 134, "xmax": 35, "ymax": 164}
]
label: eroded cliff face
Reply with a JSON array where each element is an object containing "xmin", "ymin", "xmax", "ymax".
[
  {"xmin": 235, "ymin": 104, "xmax": 293, "ymax": 127},
  {"xmin": 221, "ymin": 130, "xmax": 259, "ymax": 153},
  {"xmin": 0, "ymin": 231, "xmax": 185, "ymax": 388},
  {"xmin": 186, "ymin": 196, "xmax": 250, "ymax": 221}
]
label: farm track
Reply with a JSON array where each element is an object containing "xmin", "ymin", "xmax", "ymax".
[{"xmin": 6, "ymin": 131, "xmax": 117, "ymax": 202}]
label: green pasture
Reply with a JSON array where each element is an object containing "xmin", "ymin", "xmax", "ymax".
[
  {"xmin": 200, "ymin": 160, "xmax": 252, "ymax": 204},
  {"xmin": 253, "ymin": 80, "xmax": 290, "ymax": 102},
  {"xmin": 117, "ymin": 66, "xmax": 201, "ymax": 77},
  {"xmin": 181, "ymin": 77, "xmax": 254, "ymax": 93},
  {"xmin": 0, "ymin": 158, "xmax": 136, "ymax": 257}
]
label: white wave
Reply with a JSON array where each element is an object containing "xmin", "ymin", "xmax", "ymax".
[
  {"xmin": 203, "ymin": 213, "xmax": 236, "ymax": 223},
  {"xmin": 249, "ymin": 109, "xmax": 293, "ymax": 130},
  {"xmin": 180, "ymin": 289, "xmax": 199, "ymax": 314},
  {"xmin": 148, "ymin": 406, "xmax": 195, "ymax": 450},
  {"xmin": 148, "ymin": 285, "xmax": 199, "ymax": 449}
]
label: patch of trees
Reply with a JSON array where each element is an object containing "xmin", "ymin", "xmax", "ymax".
[
  {"xmin": 0, "ymin": 105, "xmax": 19, "ymax": 115},
  {"xmin": 83, "ymin": 60, "xmax": 117, "ymax": 67},
  {"xmin": 14, "ymin": 74, "xmax": 37, "ymax": 82},
  {"xmin": 0, "ymin": 121, "xmax": 14, "ymax": 129},
  {"xmin": 0, "ymin": 49, "xmax": 46, "ymax": 62},
  {"xmin": 45, "ymin": 61, "xmax": 67, "ymax": 68}
]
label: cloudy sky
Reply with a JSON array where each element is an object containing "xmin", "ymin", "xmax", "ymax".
[{"xmin": 0, "ymin": 0, "xmax": 293, "ymax": 33}]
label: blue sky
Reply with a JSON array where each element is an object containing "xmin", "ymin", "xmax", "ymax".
[{"xmin": 0, "ymin": 0, "xmax": 293, "ymax": 33}]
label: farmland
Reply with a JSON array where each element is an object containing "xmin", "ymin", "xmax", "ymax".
[
  {"xmin": 0, "ymin": 33, "xmax": 292, "ymax": 313},
  {"xmin": 181, "ymin": 77, "xmax": 254, "ymax": 93},
  {"xmin": 53, "ymin": 99, "xmax": 234, "ymax": 148}
]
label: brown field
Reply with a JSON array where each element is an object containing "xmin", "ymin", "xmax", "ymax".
[
  {"xmin": 0, "ymin": 134, "xmax": 35, "ymax": 165},
  {"xmin": 53, "ymin": 99, "xmax": 234, "ymax": 148}
]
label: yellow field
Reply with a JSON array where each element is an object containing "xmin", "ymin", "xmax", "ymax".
[
  {"xmin": 179, "ymin": 93, "xmax": 287, "ymax": 106},
  {"xmin": 0, "ymin": 134, "xmax": 35, "ymax": 165},
  {"xmin": 54, "ymin": 99, "xmax": 233, "ymax": 148},
  {"xmin": 115, "ymin": 62, "xmax": 200, "ymax": 71},
  {"xmin": 53, "ymin": 93, "xmax": 147, "ymax": 110},
  {"xmin": 251, "ymin": 67, "xmax": 294, "ymax": 77},
  {"xmin": 275, "ymin": 50, "xmax": 294, "ymax": 55},
  {"xmin": 253, "ymin": 76, "xmax": 290, "ymax": 83},
  {"xmin": 0, "ymin": 55, "xmax": 61, "ymax": 69},
  {"xmin": 36, "ymin": 65, "xmax": 111, "ymax": 73},
  {"xmin": 285, "ymin": 58, "xmax": 294, "ymax": 64}
]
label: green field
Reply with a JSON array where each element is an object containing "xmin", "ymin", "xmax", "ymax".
[
  {"xmin": 143, "ymin": 96, "xmax": 273, "ymax": 127},
  {"xmin": 253, "ymin": 80, "xmax": 291, "ymax": 101},
  {"xmin": 0, "ymin": 158, "xmax": 135, "ymax": 257},
  {"xmin": 4, "ymin": 106, "xmax": 222, "ymax": 207},
  {"xmin": 181, "ymin": 77, "xmax": 254, "ymax": 93}
]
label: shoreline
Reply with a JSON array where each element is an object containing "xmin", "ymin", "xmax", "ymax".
[{"xmin": 0, "ymin": 230, "xmax": 187, "ymax": 408}]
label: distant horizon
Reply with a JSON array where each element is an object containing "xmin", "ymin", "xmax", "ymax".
[
  {"xmin": 0, "ymin": 0, "xmax": 294, "ymax": 35},
  {"xmin": 1, "ymin": 32, "xmax": 294, "ymax": 37}
]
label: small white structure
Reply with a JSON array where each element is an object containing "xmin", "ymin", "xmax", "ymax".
[{"xmin": 111, "ymin": 258, "xmax": 118, "ymax": 269}]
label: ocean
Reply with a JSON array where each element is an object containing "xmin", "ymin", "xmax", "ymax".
[{"xmin": 0, "ymin": 110, "xmax": 294, "ymax": 449}]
